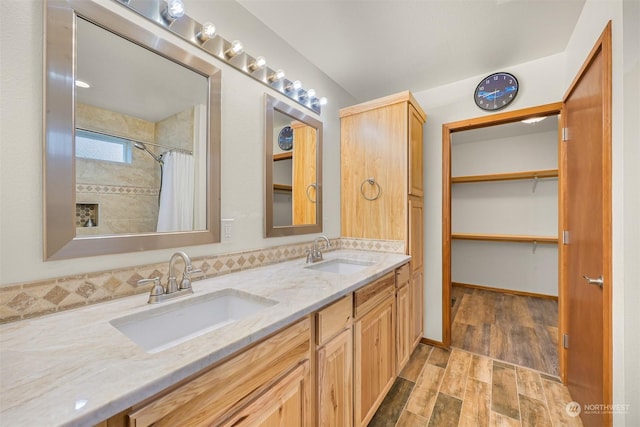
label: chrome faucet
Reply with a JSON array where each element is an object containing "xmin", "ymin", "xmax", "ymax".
[
  {"xmin": 306, "ymin": 235, "xmax": 331, "ymax": 263},
  {"xmin": 137, "ymin": 251, "xmax": 203, "ymax": 304}
]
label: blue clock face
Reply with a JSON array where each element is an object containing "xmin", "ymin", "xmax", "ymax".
[
  {"xmin": 474, "ymin": 72, "xmax": 519, "ymax": 111},
  {"xmin": 278, "ymin": 126, "xmax": 293, "ymax": 151}
]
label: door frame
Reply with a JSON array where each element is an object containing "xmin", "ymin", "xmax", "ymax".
[
  {"xmin": 559, "ymin": 21, "xmax": 613, "ymax": 420},
  {"xmin": 441, "ymin": 102, "xmax": 563, "ymax": 348}
]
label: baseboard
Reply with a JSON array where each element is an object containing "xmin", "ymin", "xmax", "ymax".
[
  {"xmin": 452, "ymin": 281, "xmax": 558, "ymax": 301},
  {"xmin": 420, "ymin": 337, "xmax": 447, "ymax": 348}
]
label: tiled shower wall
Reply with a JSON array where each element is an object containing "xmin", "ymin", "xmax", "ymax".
[
  {"xmin": 0, "ymin": 238, "xmax": 404, "ymax": 324},
  {"xmin": 76, "ymin": 103, "xmax": 161, "ymax": 235}
]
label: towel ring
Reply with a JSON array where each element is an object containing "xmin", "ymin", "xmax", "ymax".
[
  {"xmin": 360, "ymin": 178, "xmax": 382, "ymax": 201},
  {"xmin": 306, "ymin": 183, "xmax": 317, "ymax": 203}
]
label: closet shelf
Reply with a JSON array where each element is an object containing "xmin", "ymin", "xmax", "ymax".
[
  {"xmin": 452, "ymin": 233, "xmax": 558, "ymax": 244},
  {"xmin": 273, "ymin": 152, "xmax": 292, "ymax": 161},
  {"xmin": 273, "ymin": 184, "xmax": 292, "ymax": 192},
  {"xmin": 451, "ymin": 169, "xmax": 558, "ymax": 184}
]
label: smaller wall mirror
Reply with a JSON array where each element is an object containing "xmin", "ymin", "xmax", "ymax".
[{"xmin": 265, "ymin": 95, "xmax": 322, "ymax": 237}]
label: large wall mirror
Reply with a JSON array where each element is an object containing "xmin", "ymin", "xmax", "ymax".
[
  {"xmin": 44, "ymin": 0, "xmax": 221, "ymax": 260},
  {"xmin": 265, "ymin": 95, "xmax": 322, "ymax": 237}
]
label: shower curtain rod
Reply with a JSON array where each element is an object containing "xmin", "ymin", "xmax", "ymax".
[{"xmin": 76, "ymin": 126, "xmax": 193, "ymax": 155}]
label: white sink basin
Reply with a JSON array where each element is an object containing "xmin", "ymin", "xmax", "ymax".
[
  {"xmin": 110, "ymin": 289, "xmax": 277, "ymax": 353},
  {"xmin": 305, "ymin": 258, "xmax": 375, "ymax": 274}
]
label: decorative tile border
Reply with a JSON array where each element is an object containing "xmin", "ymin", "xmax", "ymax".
[
  {"xmin": 76, "ymin": 183, "xmax": 159, "ymax": 196},
  {"xmin": 340, "ymin": 237, "xmax": 405, "ymax": 254},
  {"xmin": 0, "ymin": 238, "xmax": 404, "ymax": 324}
]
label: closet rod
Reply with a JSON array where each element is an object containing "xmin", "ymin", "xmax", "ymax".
[
  {"xmin": 451, "ymin": 233, "xmax": 558, "ymax": 244},
  {"xmin": 451, "ymin": 169, "xmax": 558, "ymax": 184}
]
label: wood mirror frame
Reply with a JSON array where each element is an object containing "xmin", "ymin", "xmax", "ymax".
[{"xmin": 44, "ymin": 0, "xmax": 221, "ymax": 260}]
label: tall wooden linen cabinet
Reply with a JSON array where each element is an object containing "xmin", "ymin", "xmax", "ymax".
[{"xmin": 340, "ymin": 90, "xmax": 426, "ymax": 385}]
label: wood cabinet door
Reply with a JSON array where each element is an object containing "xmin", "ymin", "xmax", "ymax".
[
  {"xmin": 408, "ymin": 196, "xmax": 423, "ymax": 271},
  {"xmin": 353, "ymin": 294, "xmax": 396, "ymax": 427},
  {"xmin": 292, "ymin": 121, "xmax": 317, "ymax": 225},
  {"xmin": 221, "ymin": 362, "xmax": 310, "ymax": 427},
  {"xmin": 341, "ymin": 104, "xmax": 407, "ymax": 240},
  {"xmin": 411, "ymin": 269, "xmax": 424, "ymax": 348},
  {"xmin": 317, "ymin": 328, "xmax": 353, "ymax": 427},
  {"xmin": 396, "ymin": 282, "xmax": 411, "ymax": 372},
  {"xmin": 408, "ymin": 105, "xmax": 424, "ymax": 197}
]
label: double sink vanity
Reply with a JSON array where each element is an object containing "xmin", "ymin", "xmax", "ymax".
[{"xmin": 0, "ymin": 249, "xmax": 414, "ymax": 426}]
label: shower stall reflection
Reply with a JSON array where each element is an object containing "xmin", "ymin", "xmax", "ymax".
[{"xmin": 74, "ymin": 105, "xmax": 206, "ymax": 235}]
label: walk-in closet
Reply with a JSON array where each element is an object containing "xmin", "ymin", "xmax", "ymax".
[{"xmin": 444, "ymin": 105, "xmax": 562, "ymax": 376}]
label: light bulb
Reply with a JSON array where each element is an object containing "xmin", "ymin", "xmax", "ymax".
[
  {"xmin": 521, "ymin": 117, "xmax": 546, "ymax": 124},
  {"xmin": 292, "ymin": 80, "xmax": 302, "ymax": 90},
  {"xmin": 198, "ymin": 22, "xmax": 216, "ymax": 42},
  {"xmin": 163, "ymin": 0, "xmax": 184, "ymax": 21},
  {"xmin": 248, "ymin": 56, "xmax": 267, "ymax": 72},
  {"xmin": 319, "ymin": 97, "xmax": 328, "ymax": 106},
  {"xmin": 268, "ymin": 69, "xmax": 285, "ymax": 82},
  {"xmin": 224, "ymin": 40, "xmax": 243, "ymax": 58},
  {"xmin": 75, "ymin": 80, "xmax": 90, "ymax": 89},
  {"xmin": 307, "ymin": 89, "xmax": 316, "ymax": 98}
]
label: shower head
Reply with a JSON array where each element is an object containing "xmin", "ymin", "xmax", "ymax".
[{"xmin": 134, "ymin": 142, "xmax": 163, "ymax": 164}]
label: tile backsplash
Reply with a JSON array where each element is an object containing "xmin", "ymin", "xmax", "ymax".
[{"xmin": 0, "ymin": 238, "xmax": 404, "ymax": 324}]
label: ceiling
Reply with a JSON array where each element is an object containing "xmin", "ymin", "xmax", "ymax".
[
  {"xmin": 237, "ymin": 0, "xmax": 586, "ymax": 102},
  {"xmin": 76, "ymin": 17, "xmax": 208, "ymax": 123}
]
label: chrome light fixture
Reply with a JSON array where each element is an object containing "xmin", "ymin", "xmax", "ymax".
[
  {"xmin": 285, "ymin": 80, "xmax": 302, "ymax": 93},
  {"xmin": 268, "ymin": 69, "xmax": 285, "ymax": 83},
  {"xmin": 224, "ymin": 40, "xmax": 243, "ymax": 58},
  {"xmin": 197, "ymin": 22, "xmax": 216, "ymax": 42},
  {"xmin": 161, "ymin": 0, "xmax": 184, "ymax": 22},
  {"xmin": 116, "ymin": 0, "xmax": 327, "ymax": 114},
  {"xmin": 248, "ymin": 56, "xmax": 267, "ymax": 72}
]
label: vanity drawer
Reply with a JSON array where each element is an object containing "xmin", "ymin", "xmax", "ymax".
[
  {"xmin": 395, "ymin": 264, "xmax": 410, "ymax": 287},
  {"xmin": 316, "ymin": 294, "xmax": 353, "ymax": 346},
  {"xmin": 127, "ymin": 318, "xmax": 311, "ymax": 427},
  {"xmin": 354, "ymin": 272, "xmax": 395, "ymax": 318}
]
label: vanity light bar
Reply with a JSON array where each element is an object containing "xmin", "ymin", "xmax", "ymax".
[{"xmin": 114, "ymin": 0, "xmax": 326, "ymax": 114}]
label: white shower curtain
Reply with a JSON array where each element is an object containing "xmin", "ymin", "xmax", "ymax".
[{"xmin": 156, "ymin": 151, "xmax": 195, "ymax": 232}]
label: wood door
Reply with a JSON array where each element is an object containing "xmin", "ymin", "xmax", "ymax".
[
  {"xmin": 221, "ymin": 362, "xmax": 310, "ymax": 427},
  {"xmin": 561, "ymin": 22, "xmax": 612, "ymax": 427},
  {"xmin": 354, "ymin": 294, "xmax": 396, "ymax": 427},
  {"xmin": 317, "ymin": 328, "xmax": 353, "ymax": 427}
]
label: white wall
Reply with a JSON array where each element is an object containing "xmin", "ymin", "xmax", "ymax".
[
  {"xmin": 0, "ymin": 0, "xmax": 355, "ymax": 286},
  {"xmin": 413, "ymin": 52, "xmax": 565, "ymax": 341},
  {"xmin": 622, "ymin": 0, "xmax": 640, "ymax": 424}
]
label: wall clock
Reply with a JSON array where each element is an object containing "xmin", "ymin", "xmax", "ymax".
[
  {"xmin": 278, "ymin": 126, "xmax": 293, "ymax": 151},
  {"xmin": 474, "ymin": 72, "xmax": 519, "ymax": 111}
]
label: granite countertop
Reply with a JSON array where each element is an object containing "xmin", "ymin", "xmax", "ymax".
[{"xmin": 0, "ymin": 249, "xmax": 410, "ymax": 426}]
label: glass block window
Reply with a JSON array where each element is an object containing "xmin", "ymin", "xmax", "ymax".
[{"xmin": 76, "ymin": 129, "xmax": 132, "ymax": 163}]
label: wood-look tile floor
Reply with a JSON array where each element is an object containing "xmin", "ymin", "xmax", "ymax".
[
  {"xmin": 451, "ymin": 286, "xmax": 559, "ymax": 376},
  {"xmin": 368, "ymin": 344, "xmax": 583, "ymax": 427}
]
